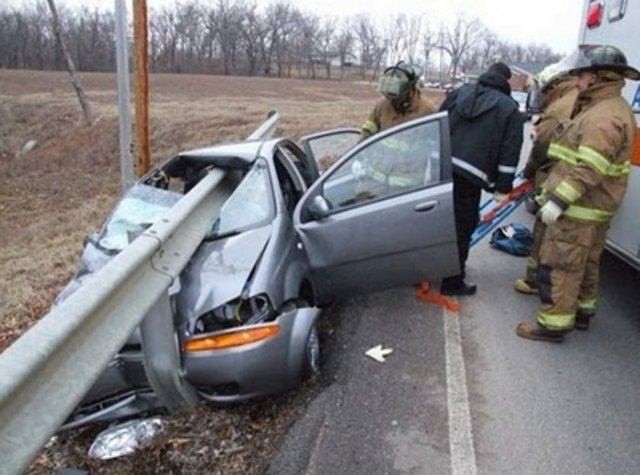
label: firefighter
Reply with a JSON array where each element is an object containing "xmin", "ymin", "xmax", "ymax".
[
  {"xmin": 439, "ymin": 62, "xmax": 524, "ymax": 295},
  {"xmin": 516, "ymin": 44, "xmax": 639, "ymax": 342},
  {"xmin": 359, "ymin": 61, "xmax": 436, "ymax": 141},
  {"xmin": 514, "ymin": 64, "xmax": 579, "ymax": 295},
  {"xmin": 350, "ymin": 61, "xmax": 437, "ymax": 203}
]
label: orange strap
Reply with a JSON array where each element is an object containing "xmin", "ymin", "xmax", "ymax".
[
  {"xmin": 415, "ymin": 282, "xmax": 461, "ymax": 312},
  {"xmin": 480, "ymin": 180, "xmax": 534, "ymax": 224}
]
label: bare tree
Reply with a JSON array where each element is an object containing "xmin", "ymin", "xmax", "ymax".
[
  {"xmin": 335, "ymin": 20, "xmax": 354, "ymax": 78},
  {"xmin": 422, "ymin": 26, "xmax": 436, "ymax": 75},
  {"xmin": 316, "ymin": 18, "xmax": 336, "ymax": 79},
  {"xmin": 0, "ymin": 2, "xmax": 563, "ymax": 81},
  {"xmin": 46, "ymin": 0, "xmax": 93, "ymax": 126},
  {"xmin": 441, "ymin": 16, "xmax": 484, "ymax": 78},
  {"xmin": 239, "ymin": 2, "xmax": 264, "ymax": 76}
]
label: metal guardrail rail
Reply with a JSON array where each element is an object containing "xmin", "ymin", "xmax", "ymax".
[{"xmin": 0, "ymin": 112, "xmax": 279, "ymax": 474}]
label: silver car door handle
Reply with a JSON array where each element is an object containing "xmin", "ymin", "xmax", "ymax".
[{"xmin": 414, "ymin": 200, "xmax": 438, "ymax": 212}]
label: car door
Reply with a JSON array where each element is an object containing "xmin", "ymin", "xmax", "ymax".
[
  {"xmin": 293, "ymin": 112, "xmax": 460, "ymax": 301},
  {"xmin": 299, "ymin": 128, "xmax": 360, "ymax": 175}
]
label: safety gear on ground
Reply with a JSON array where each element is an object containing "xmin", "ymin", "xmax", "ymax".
[
  {"xmin": 516, "ymin": 321, "xmax": 568, "ymax": 343},
  {"xmin": 360, "ymin": 89, "xmax": 436, "ymax": 141},
  {"xmin": 490, "ymin": 223, "xmax": 533, "ymax": 257},
  {"xmin": 439, "ymin": 69, "xmax": 523, "ymax": 193},
  {"xmin": 494, "ymin": 192, "xmax": 508, "ymax": 203},
  {"xmin": 514, "ymin": 278, "xmax": 539, "ymax": 295},
  {"xmin": 539, "ymin": 201, "xmax": 563, "ymax": 225},
  {"xmin": 559, "ymin": 44, "xmax": 640, "ymax": 80}
]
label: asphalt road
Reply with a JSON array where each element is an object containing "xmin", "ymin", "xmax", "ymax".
[{"xmin": 268, "ymin": 125, "xmax": 640, "ymax": 474}]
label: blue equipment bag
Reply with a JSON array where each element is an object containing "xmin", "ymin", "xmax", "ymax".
[{"xmin": 489, "ymin": 223, "xmax": 533, "ymax": 257}]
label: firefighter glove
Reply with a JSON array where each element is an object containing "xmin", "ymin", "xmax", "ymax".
[{"xmin": 539, "ymin": 201, "xmax": 563, "ymax": 225}]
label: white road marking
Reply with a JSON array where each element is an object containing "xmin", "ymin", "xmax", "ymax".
[{"xmin": 444, "ymin": 308, "xmax": 478, "ymax": 475}]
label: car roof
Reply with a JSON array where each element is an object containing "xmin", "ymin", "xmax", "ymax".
[
  {"xmin": 161, "ymin": 139, "xmax": 284, "ymax": 179},
  {"xmin": 176, "ymin": 140, "xmax": 266, "ymax": 169}
]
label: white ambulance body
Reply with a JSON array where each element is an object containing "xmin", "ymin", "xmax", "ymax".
[{"xmin": 578, "ymin": 0, "xmax": 640, "ymax": 269}]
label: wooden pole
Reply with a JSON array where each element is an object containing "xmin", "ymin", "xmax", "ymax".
[
  {"xmin": 46, "ymin": 0, "xmax": 93, "ymax": 126},
  {"xmin": 133, "ymin": 0, "xmax": 150, "ymax": 176}
]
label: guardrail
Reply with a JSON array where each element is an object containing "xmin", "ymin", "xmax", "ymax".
[{"xmin": 0, "ymin": 112, "xmax": 279, "ymax": 474}]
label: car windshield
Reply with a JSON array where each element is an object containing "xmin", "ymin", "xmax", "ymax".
[
  {"xmin": 98, "ymin": 184, "xmax": 182, "ymax": 251},
  {"xmin": 209, "ymin": 158, "xmax": 274, "ymax": 239}
]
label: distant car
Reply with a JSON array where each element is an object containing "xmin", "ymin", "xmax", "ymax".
[
  {"xmin": 511, "ymin": 90, "xmax": 532, "ymax": 121},
  {"xmin": 58, "ymin": 113, "xmax": 460, "ymax": 430}
]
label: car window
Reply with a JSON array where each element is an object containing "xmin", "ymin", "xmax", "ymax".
[
  {"xmin": 322, "ymin": 120, "xmax": 441, "ymax": 209},
  {"xmin": 274, "ymin": 154, "xmax": 302, "ymax": 215},
  {"xmin": 209, "ymin": 159, "xmax": 274, "ymax": 238},
  {"xmin": 98, "ymin": 184, "xmax": 182, "ymax": 251},
  {"xmin": 306, "ymin": 132, "xmax": 360, "ymax": 173}
]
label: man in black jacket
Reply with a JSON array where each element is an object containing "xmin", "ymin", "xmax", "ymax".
[{"xmin": 439, "ymin": 63, "xmax": 524, "ymax": 295}]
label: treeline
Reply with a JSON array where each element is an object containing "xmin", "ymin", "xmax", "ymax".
[{"xmin": 0, "ymin": 0, "xmax": 562, "ymax": 79}]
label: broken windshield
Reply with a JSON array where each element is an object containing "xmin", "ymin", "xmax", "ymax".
[
  {"xmin": 98, "ymin": 184, "xmax": 182, "ymax": 251},
  {"xmin": 209, "ymin": 158, "xmax": 274, "ymax": 239}
]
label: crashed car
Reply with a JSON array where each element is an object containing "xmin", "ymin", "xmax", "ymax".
[{"xmin": 59, "ymin": 112, "xmax": 460, "ymax": 429}]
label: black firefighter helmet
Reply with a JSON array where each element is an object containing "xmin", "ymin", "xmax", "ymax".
[{"xmin": 560, "ymin": 44, "xmax": 640, "ymax": 80}]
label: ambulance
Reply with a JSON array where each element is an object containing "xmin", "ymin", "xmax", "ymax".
[{"xmin": 579, "ymin": 0, "xmax": 640, "ymax": 269}]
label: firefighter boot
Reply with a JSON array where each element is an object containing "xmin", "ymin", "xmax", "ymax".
[
  {"xmin": 514, "ymin": 278, "xmax": 539, "ymax": 295},
  {"xmin": 516, "ymin": 321, "xmax": 567, "ymax": 343},
  {"xmin": 574, "ymin": 311, "xmax": 593, "ymax": 331}
]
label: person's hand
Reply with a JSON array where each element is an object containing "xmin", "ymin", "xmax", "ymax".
[
  {"xmin": 538, "ymin": 201, "xmax": 563, "ymax": 225},
  {"xmin": 494, "ymin": 192, "xmax": 508, "ymax": 203}
]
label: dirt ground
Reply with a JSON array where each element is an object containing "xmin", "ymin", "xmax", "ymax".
[{"xmin": 0, "ymin": 69, "xmax": 442, "ymax": 472}]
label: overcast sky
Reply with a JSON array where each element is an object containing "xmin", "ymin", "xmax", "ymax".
[{"xmin": 8, "ymin": 0, "xmax": 585, "ymax": 54}]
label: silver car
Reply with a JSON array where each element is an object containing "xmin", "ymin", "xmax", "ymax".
[{"xmin": 60, "ymin": 112, "xmax": 459, "ymax": 429}]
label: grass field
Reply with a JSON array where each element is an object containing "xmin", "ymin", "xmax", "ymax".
[{"xmin": 0, "ymin": 69, "xmax": 442, "ymax": 472}]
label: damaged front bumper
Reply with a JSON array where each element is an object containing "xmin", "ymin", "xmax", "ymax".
[{"xmin": 61, "ymin": 307, "xmax": 320, "ymax": 430}]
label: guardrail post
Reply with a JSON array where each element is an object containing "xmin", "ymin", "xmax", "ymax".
[{"xmin": 140, "ymin": 293, "xmax": 199, "ymax": 410}]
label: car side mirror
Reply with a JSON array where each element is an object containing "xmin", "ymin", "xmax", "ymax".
[{"xmin": 308, "ymin": 195, "xmax": 331, "ymax": 220}]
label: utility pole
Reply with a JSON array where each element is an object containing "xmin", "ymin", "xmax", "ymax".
[
  {"xmin": 133, "ymin": 0, "xmax": 151, "ymax": 177},
  {"xmin": 115, "ymin": 0, "xmax": 134, "ymax": 190},
  {"xmin": 46, "ymin": 0, "xmax": 93, "ymax": 126}
]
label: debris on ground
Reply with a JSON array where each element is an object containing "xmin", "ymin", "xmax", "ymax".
[{"xmin": 88, "ymin": 418, "xmax": 164, "ymax": 460}]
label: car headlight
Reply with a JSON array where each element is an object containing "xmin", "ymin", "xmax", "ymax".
[{"xmin": 195, "ymin": 294, "xmax": 274, "ymax": 333}]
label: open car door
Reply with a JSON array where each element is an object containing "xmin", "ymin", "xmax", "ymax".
[
  {"xmin": 293, "ymin": 112, "xmax": 459, "ymax": 302},
  {"xmin": 299, "ymin": 128, "xmax": 360, "ymax": 175}
]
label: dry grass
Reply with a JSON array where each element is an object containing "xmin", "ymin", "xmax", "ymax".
[{"xmin": 0, "ymin": 69, "xmax": 442, "ymax": 472}]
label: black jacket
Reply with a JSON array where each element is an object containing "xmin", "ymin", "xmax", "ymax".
[{"xmin": 439, "ymin": 71, "xmax": 523, "ymax": 193}]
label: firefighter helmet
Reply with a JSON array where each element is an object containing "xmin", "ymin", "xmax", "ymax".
[
  {"xmin": 560, "ymin": 44, "xmax": 640, "ymax": 80},
  {"xmin": 378, "ymin": 61, "xmax": 421, "ymax": 99}
]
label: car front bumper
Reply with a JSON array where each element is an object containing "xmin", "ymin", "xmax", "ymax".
[{"xmin": 62, "ymin": 307, "xmax": 320, "ymax": 430}]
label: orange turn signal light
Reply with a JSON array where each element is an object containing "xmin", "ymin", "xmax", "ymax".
[{"xmin": 183, "ymin": 324, "xmax": 280, "ymax": 352}]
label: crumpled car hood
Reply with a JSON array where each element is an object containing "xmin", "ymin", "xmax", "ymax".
[{"xmin": 176, "ymin": 224, "xmax": 272, "ymax": 325}]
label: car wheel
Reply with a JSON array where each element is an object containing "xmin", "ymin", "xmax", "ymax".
[{"xmin": 303, "ymin": 323, "xmax": 320, "ymax": 378}]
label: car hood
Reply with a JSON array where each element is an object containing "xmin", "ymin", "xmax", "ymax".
[{"xmin": 175, "ymin": 224, "xmax": 272, "ymax": 325}]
